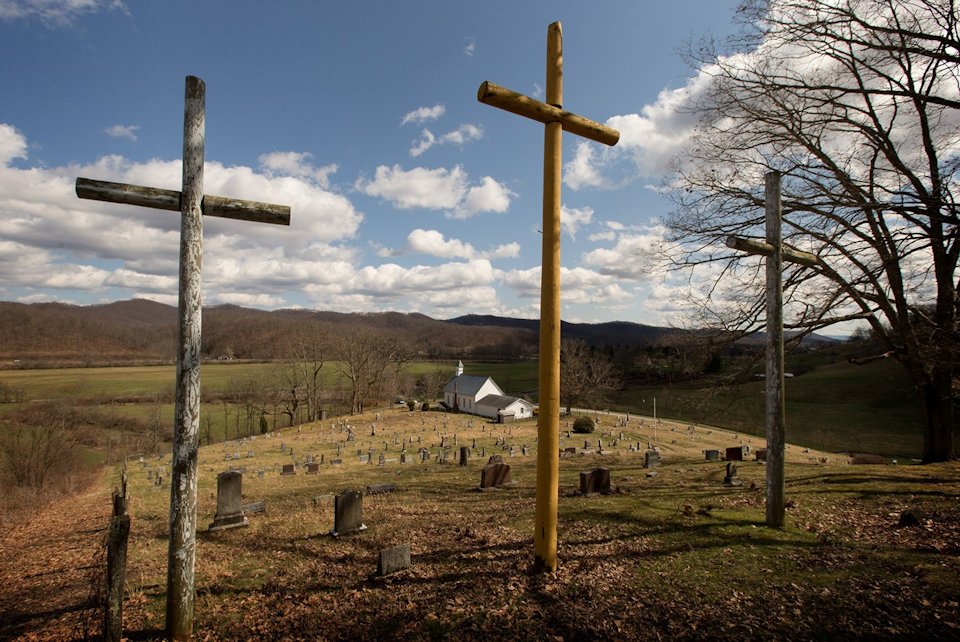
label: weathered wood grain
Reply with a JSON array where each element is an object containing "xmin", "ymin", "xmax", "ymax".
[{"xmin": 76, "ymin": 178, "xmax": 291, "ymax": 226}]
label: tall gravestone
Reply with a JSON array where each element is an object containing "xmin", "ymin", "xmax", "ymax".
[
  {"xmin": 208, "ymin": 471, "xmax": 248, "ymax": 531},
  {"xmin": 331, "ymin": 490, "xmax": 367, "ymax": 536}
]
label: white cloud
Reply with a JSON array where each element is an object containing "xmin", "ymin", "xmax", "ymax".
[
  {"xmin": 533, "ymin": 83, "xmax": 543, "ymax": 100},
  {"xmin": 409, "ymin": 124, "xmax": 483, "ymax": 158},
  {"xmin": 588, "ymin": 231, "xmax": 616, "ymax": 242},
  {"xmin": 451, "ymin": 176, "xmax": 513, "ymax": 219},
  {"xmin": 354, "ymin": 259, "xmax": 496, "ymax": 294},
  {"xmin": 0, "ymin": 0, "xmax": 127, "ymax": 24},
  {"xmin": 258, "ymin": 151, "xmax": 338, "ymax": 189},
  {"xmin": 406, "ymin": 228, "xmax": 520, "ymax": 261},
  {"xmin": 104, "ymin": 268, "xmax": 176, "ymax": 291},
  {"xmin": 401, "ymin": 104, "xmax": 445, "ymax": 126},
  {"xmin": 359, "ymin": 164, "xmax": 466, "ymax": 210},
  {"xmin": 463, "ymin": 37, "xmax": 475, "ymax": 57},
  {"xmin": 212, "ymin": 291, "xmax": 287, "ymax": 308},
  {"xmin": 0, "ymin": 124, "xmax": 27, "ymax": 163},
  {"xmin": 563, "ymin": 67, "xmax": 716, "ymax": 190},
  {"xmin": 0, "ymin": 123, "xmax": 366, "ymax": 309},
  {"xmin": 409, "ymin": 129, "xmax": 436, "ymax": 157},
  {"xmin": 358, "ymin": 164, "xmax": 513, "ymax": 218},
  {"xmin": 560, "ymin": 204, "xmax": 593, "ymax": 239},
  {"xmin": 407, "ymin": 229, "xmax": 476, "ymax": 259},
  {"xmin": 581, "ymin": 225, "xmax": 676, "ymax": 281},
  {"xmin": 105, "ymin": 124, "xmax": 139, "ymax": 142},
  {"xmin": 439, "ymin": 124, "xmax": 483, "ymax": 146},
  {"xmin": 500, "ymin": 265, "xmax": 629, "ymax": 305}
]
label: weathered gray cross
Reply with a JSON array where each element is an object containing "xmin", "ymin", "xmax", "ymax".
[
  {"xmin": 726, "ymin": 171, "xmax": 819, "ymax": 528},
  {"xmin": 477, "ymin": 22, "xmax": 619, "ymax": 572},
  {"xmin": 75, "ymin": 76, "xmax": 291, "ymax": 640}
]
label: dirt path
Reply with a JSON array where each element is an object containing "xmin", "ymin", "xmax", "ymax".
[{"xmin": 0, "ymin": 474, "xmax": 111, "ymax": 641}]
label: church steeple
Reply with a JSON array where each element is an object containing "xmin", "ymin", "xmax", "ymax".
[{"xmin": 456, "ymin": 360, "xmax": 464, "ymax": 376}]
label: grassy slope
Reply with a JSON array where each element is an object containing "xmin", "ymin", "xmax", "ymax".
[
  {"xmin": 611, "ymin": 358, "xmax": 934, "ymax": 458},
  {"xmin": 6, "ymin": 409, "xmax": 956, "ymax": 640}
]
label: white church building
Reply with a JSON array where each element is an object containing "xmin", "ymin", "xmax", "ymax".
[{"xmin": 442, "ymin": 361, "xmax": 535, "ymax": 423}]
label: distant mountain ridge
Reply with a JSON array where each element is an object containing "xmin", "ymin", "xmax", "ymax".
[
  {"xmin": 0, "ymin": 299, "xmax": 837, "ymax": 365},
  {"xmin": 448, "ymin": 314, "xmax": 678, "ymax": 346}
]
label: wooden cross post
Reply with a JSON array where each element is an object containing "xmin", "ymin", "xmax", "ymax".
[
  {"xmin": 477, "ymin": 22, "xmax": 619, "ymax": 571},
  {"xmin": 726, "ymin": 172, "xmax": 819, "ymax": 528},
  {"xmin": 76, "ymin": 76, "xmax": 290, "ymax": 640}
]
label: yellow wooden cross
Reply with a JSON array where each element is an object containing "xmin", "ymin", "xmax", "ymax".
[{"xmin": 477, "ymin": 22, "xmax": 619, "ymax": 572}]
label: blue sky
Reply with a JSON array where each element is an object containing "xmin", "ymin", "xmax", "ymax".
[{"xmin": 0, "ymin": 0, "xmax": 743, "ymax": 324}]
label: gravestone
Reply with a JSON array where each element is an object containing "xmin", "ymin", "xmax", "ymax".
[
  {"xmin": 644, "ymin": 450, "xmax": 660, "ymax": 468},
  {"xmin": 330, "ymin": 458, "xmax": 343, "ymax": 466},
  {"xmin": 366, "ymin": 483, "xmax": 396, "ymax": 495},
  {"xmin": 755, "ymin": 449, "xmax": 768, "ymax": 462},
  {"xmin": 725, "ymin": 446, "xmax": 744, "ymax": 461},
  {"xmin": 280, "ymin": 464, "xmax": 295, "ymax": 476},
  {"xmin": 306, "ymin": 463, "xmax": 319, "ymax": 475},
  {"xmin": 377, "ymin": 543, "xmax": 411, "ymax": 577},
  {"xmin": 378, "ymin": 453, "xmax": 386, "ymax": 466},
  {"xmin": 705, "ymin": 449, "xmax": 720, "ymax": 462},
  {"xmin": 724, "ymin": 462, "xmax": 742, "ymax": 486},
  {"xmin": 208, "ymin": 471, "xmax": 248, "ymax": 531},
  {"xmin": 579, "ymin": 467, "xmax": 611, "ymax": 495},
  {"xmin": 330, "ymin": 490, "xmax": 367, "ymax": 537},
  {"xmin": 240, "ymin": 500, "xmax": 265, "ymax": 515},
  {"xmin": 358, "ymin": 454, "xmax": 370, "ymax": 464},
  {"xmin": 460, "ymin": 446, "xmax": 470, "ymax": 466},
  {"xmin": 479, "ymin": 458, "xmax": 513, "ymax": 489}
]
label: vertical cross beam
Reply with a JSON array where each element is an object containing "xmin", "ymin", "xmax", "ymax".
[
  {"xmin": 725, "ymin": 171, "xmax": 819, "ymax": 528},
  {"xmin": 75, "ymin": 76, "xmax": 290, "ymax": 640},
  {"xmin": 168, "ymin": 74, "xmax": 205, "ymax": 640},
  {"xmin": 764, "ymin": 172, "xmax": 786, "ymax": 528},
  {"xmin": 478, "ymin": 22, "xmax": 619, "ymax": 572}
]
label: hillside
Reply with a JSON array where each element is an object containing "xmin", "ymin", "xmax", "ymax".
[
  {"xmin": 449, "ymin": 314, "xmax": 677, "ymax": 346},
  {"xmin": 0, "ymin": 299, "xmax": 717, "ymax": 365},
  {"xmin": 0, "ymin": 300, "xmax": 543, "ymax": 364}
]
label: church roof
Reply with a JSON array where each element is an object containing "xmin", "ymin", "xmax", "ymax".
[
  {"xmin": 476, "ymin": 394, "xmax": 532, "ymax": 410},
  {"xmin": 442, "ymin": 374, "xmax": 497, "ymax": 396}
]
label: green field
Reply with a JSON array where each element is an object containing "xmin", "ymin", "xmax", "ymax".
[
  {"xmin": 610, "ymin": 358, "xmax": 935, "ymax": 458},
  {"xmin": 0, "ymin": 356, "xmax": 950, "ymax": 458}
]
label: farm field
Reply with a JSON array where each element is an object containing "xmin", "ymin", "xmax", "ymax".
[
  {"xmin": 1, "ymin": 408, "xmax": 957, "ymax": 640},
  {"xmin": 0, "ymin": 355, "xmax": 946, "ymax": 459}
]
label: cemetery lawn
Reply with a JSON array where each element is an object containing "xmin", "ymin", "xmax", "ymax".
[{"xmin": 1, "ymin": 409, "xmax": 958, "ymax": 640}]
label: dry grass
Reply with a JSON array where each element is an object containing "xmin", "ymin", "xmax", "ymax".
[{"xmin": 2, "ymin": 408, "xmax": 958, "ymax": 641}]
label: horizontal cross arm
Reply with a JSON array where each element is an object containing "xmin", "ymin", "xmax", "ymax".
[
  {"xmin": 76, "ymin": 178, "xmax": 291, "ymax": 226},
  {"xmin": 477, "ymin": 81, "xmax": 619, "ymax": 146},
  {"xmin": 725, "ymin": 235, "xmax": 820, "ymax": 267}
]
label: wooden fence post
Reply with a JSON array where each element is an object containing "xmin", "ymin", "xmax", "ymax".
[{"xmin": 104, "ymin": 483, "xmax": 130, "ymax": 642}]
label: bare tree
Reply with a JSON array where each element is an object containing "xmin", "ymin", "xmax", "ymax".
[
  {"xmin": 0, "ymin": 402, "xmax": 78, "ymax": 489},
  {"xmin": 669, "ymin": 0, "xmax": 958, "ymax": 461},
  {"xmin": 560, "ymin": 338, "xmax": 622, "ymax": 414},
  {"xmin": 334, "ymin": 331, "xmax": 408, "ymax": 414},
  {"xmin": 285, "ymin": 323, "xmax": 329, "ymax": 422}
]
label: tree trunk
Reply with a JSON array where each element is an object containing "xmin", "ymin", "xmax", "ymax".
[{"xmin": 918, "ymin": 367, "xmax": 956, "ymax": 463}]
